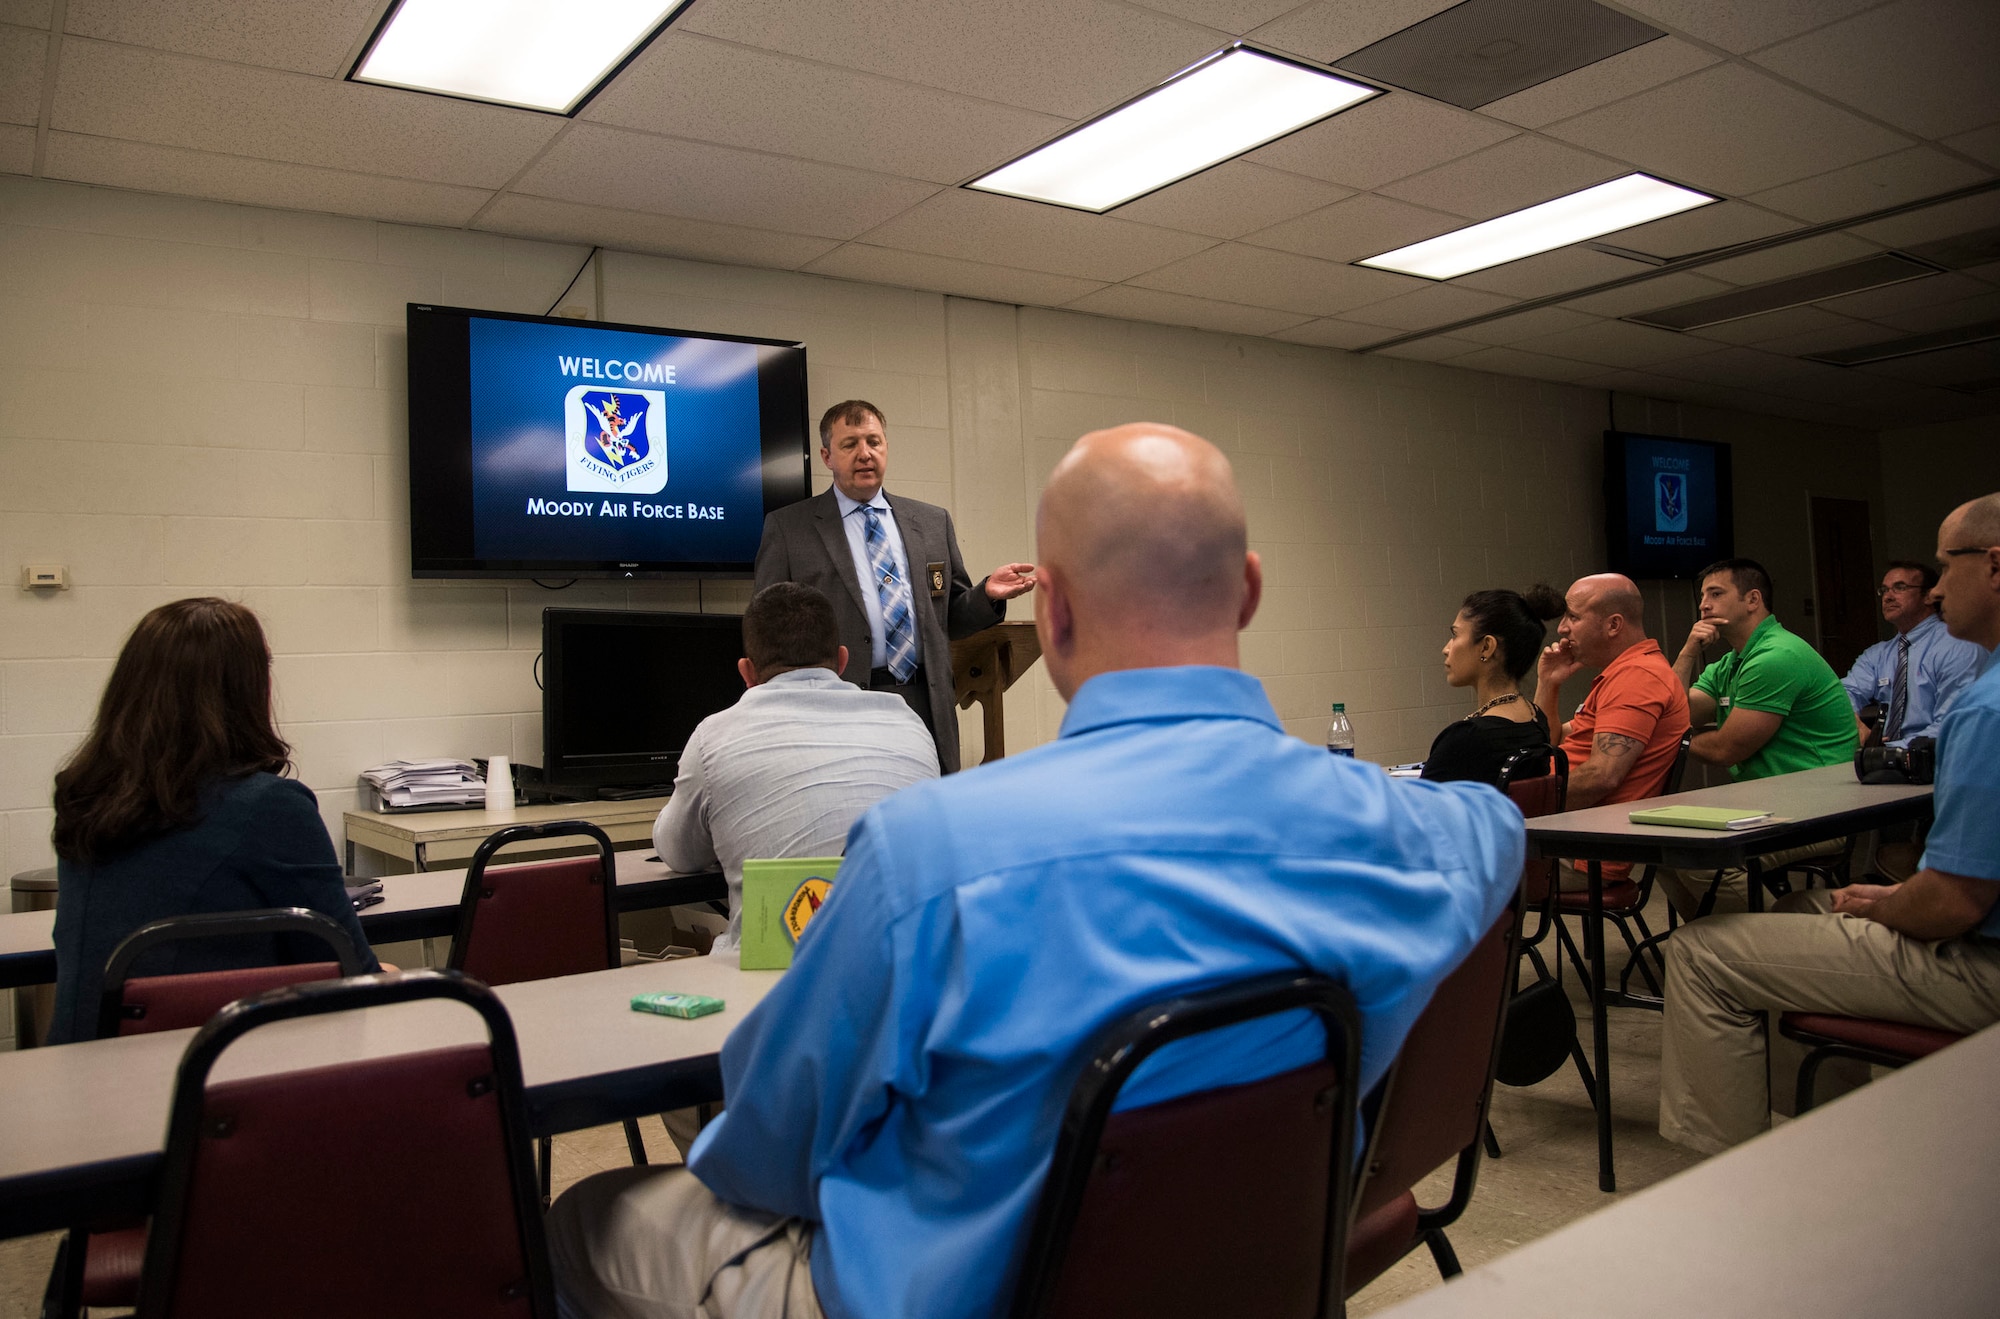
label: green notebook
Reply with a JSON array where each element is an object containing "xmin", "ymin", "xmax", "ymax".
[
  {"xmin": 739, "ymin": 856, "xmax": 842, "ymax": 970},
  {"xmin": 1628, "ymin": 805, "xmax": 1773, "ymax": 831}
]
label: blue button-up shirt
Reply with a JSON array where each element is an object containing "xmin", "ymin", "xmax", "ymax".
[
  {"xmin": 1919, "ymin": 647, "xmax": 2000, "ymax": 937},
  {"xmin": 833, "ymin": 487, "xmax": 910, "ymax": 671},
  {"xmin": 687, "ymin": 666, "xmax": 1524, "ymax": 1319},
  {"xmin": 1842, "ymin": 613, "xmax": 1985, "ymax": 745}
]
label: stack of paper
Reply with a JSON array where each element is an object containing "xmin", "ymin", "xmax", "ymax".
[{"xmin": 360, "ymin": 759, "xmax": 485, "ymax": 808}]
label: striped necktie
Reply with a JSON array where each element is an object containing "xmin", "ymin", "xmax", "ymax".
[
  {"xmin": 862, "ymin": 505, "xmax": 918, "ymax": 683},
  {"xmin": 1884, "ymin": 633, "xmax": 1911, "ymax": 742}
]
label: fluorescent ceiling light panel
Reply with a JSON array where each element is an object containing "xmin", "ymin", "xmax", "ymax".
[
  {"xmin": 353, "ymin": 0, "xmax": 689, "ymax": 114},
  {"xmin": 1358, "ymin": 174, "xmax": 1718, "ymax": 280},
  {"xmin": 968, "ymin": 47, "xmax": 1379, "ymax": 213}
]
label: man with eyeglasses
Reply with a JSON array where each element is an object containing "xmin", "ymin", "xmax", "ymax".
[
  {"xmin": 1841, "ymin": 561, "xmax": 1983, "ymax": 749},
  {"xmin": 1658, "ymin": 492, "xmax": 2000, "ymax": 1155}
]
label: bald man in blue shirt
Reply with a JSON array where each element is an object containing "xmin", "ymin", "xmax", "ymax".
[{"xmin": 548, "ymin": 423, "xmax": 1525, "ymax": 1319}]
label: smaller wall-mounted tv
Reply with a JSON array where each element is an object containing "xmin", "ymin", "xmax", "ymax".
[
  {"xmin": 408, "ymin": 303, "xmax": 812, "ymax": 579},
  {"xmin": 1604, "ymin": 431, "xmax": 1734, "ymax": 580},
  {"xmin": 542, "ymin": 609, "xmax": 745, "ymax": 797}
]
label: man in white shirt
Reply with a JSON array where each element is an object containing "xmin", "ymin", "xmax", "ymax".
[{"xmin": 653, "ymin": 582, "xmax": 940, "ymax": 955}]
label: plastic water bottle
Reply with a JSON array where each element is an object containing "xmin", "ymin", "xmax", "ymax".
[{"xmin": 1326, "ymin": 703, "xmax": 1355, "ymax": 757}]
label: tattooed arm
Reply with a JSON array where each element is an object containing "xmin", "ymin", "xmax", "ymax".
[{"xmin": 1566, "ymin": 730, "xmax": 1646, "ymax": 809}]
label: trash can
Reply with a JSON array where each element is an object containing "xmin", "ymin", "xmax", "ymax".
[{"xmin": 11, "ymin": 867, "xmax": 57, "ymax": 1049}]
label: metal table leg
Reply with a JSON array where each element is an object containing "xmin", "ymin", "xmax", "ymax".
[{"xmin": 1588, "ymin": 858, "xmax": 1615, "ymax": 1192}]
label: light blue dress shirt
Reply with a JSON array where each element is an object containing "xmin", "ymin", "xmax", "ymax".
[
  {"xmin": 686, "ymin": 666, "xmax": 1525, "ymax": 1319},
  {"xmin": 833, "ymin": 487, "xmax": 910, "ymax": 672},
  {"xmin": 1918, "ymin": 648, "xmax": 2000, "ymax": 936},
  {"xmin": 1842, "ymin": 613, "xmax": 1985, "ymax": 745}
]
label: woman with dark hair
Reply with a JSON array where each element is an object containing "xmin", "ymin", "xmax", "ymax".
[
  {"xmin": 48, "ymin": 598, "xmax": 377, "ymax": 1043},
  {"xmin": 1421, "ymin": 585, "xmax": 1564, "ymax": 786}
]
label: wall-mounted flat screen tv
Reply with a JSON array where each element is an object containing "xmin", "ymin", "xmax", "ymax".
[
  {"xmin": 1604, "ymin": 431, "xmax": 1734, "ymax": 580},
  {"xmin": 407, "ymin": 304, "xmax": 811, "ymax": 578}
]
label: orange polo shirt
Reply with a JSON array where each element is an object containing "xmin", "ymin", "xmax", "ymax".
[{"xmin": 1562, "ymin": 639, "xmax": 1692, "ymax": 882}]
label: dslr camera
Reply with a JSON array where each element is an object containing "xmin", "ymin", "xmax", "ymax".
[{"xmin": 1854, "ymin": 736, "xmax": 1936, "ymax": 785}]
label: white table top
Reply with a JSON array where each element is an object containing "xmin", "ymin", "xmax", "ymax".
[
  {"xmin": 1375, "ymin": 1019, "xmax": 2000, "ymax": 1317},
  {"xmin": 1522, "ymin": 764, "xmax": 1934, "ymax": 866},
  {"xmin": 0, "ymin": 956, "xmax": 778, "ymax": 1238}
]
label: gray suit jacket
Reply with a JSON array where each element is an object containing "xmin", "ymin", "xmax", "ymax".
[{"xmin": 754, "ymin": 488, "xmax": 1004, "ymax": 772}]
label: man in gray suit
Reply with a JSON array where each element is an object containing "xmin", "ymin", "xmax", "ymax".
[{"xmin": 754, "ymin": 400, "xmax": 1035, "ymax": 772}]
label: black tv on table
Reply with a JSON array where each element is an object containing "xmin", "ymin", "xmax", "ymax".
[
  {"xmin": 542, "ymin": 609, "xmax": 745, "ymax": 797},
  {"xmin": 407, "ymin": 303, "xmax": 811, "ymax": 579},
  {"xmin": 1603, "ymin": 431, "xmax": 1734, "ymax": 580}
]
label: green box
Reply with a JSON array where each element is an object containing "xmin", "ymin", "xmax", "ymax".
[{"xmin": 739, "ymin": 856, "xmax": 842, "ymax": 970}]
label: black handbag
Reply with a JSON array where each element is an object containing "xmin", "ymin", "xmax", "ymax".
[{"xmin": 1494, "ymin": 973, "xmax": 1577, "ymax": 1087}]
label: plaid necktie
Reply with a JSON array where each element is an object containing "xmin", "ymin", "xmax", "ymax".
[
  {"xmin": 862, "ymin": 505, "xmax": 918, "ymax": 683},
  {"xmin": 1884, "ymin": 633, "xmax": 1911, "ymax": 742}
]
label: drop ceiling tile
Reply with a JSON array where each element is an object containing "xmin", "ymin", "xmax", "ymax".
[
  {"xmin": 1817, "ymin": 272, "xmax": 1996, "ymax": 321},
  {"xmin": 680, "ymin": 0, "xmax": 1221, "ymax": 119},
  {"xmin": 1446, "ymin": 345, "xmax": 1605, "ymax": 381},
  {"xmin": 44, "ymin": 133, "xmax": 492, "ymax": 227},
  {"xmin": 1377, "ymin": 134, "xmax": 1628, "ymax": 220},
  {"xmin": 1449, "ymin": 304, "xmax": 1601, "ymax": 344},
  {"xmin": 1113, "ymin": 163, "xmax": 1353, "ymax": 240},
  {"xmin": 585, "ymin": 32, "xmax": 1066, "ymax": 186},
  {"xmin": 0, "ymin": 123, "xmax": 32, "ymax": 174},
  {"xmin": 62, "ymin": 0, "xmax": 382, "ymax": 78},
  {"xmin": 1656, "ymin": 345, "xmax": 1852, "ymax": 393},
  {"xmin": 1270, "ymin": 317, "xmax": 1402, "ymax": 349},
  {"xmin": 1751, "ymin": 0, "xmax": 2000, "ymax": 141},
  {"xmin": 0, "ymin": 25, "xmax": 45, "ymax": 124},
  {"xmin": 1128, "ymin": 242, "xmax": 1426, "ymax": 316},
  {"xmin": 1749, "ymin": 148, "xmax": 1994, "ymax": 225},
  {"xmin": 1376, "ymin": 335, "xmax": 1483, "ymax": 362},
  {"xmin": 1453, "ymin": 246, "xmax": 1656, "ymax": 298},
  {"xmin": 513, "ymin": 125, "xmax": 940, "ymax": 242},
  {"xmin": 1511, "ymin": 318, "xmax": 1716, "ymax": 366},
  {"xmin": 856, "ymin": 189, "xmax": 1215, "ymax": 283},
  {"xmin": 1866, "ymin": 288, "xmax": 2000, "ymax": 334},
  {"xmin": 1755, "ymin": 318, "xmax": 1908, "ymax": 357},
  {"xmin": 50, "ymin": 39, "xmax": 561, "ymax": 189},
  {"xmin": 1608, "ymin": 200, "xmax": 1803, "ymax": 259},
  {"xmin": 1246, "ymin": 93, "xmax": 1517, "ymax": 191},
  {"xmin": 1560, "ymin": 270, "xmax": 1732, "ymax": 316},
  {"xmin": 1250, "ymin": 0, "xmax": 1460, "ymax": 63},
  {"xmin": 1945, "ymin": 123, "xmax": 2000, "ymax": 171},
  {"xmin": 1853, "ymin": 340, "xmax": 2000, "ymax": 388},
  {"xmin": 1343, "ymin": 282, "xmax": 1517, "ymax": 330},
  {"xmin": 1481, "ymin": 36, "xmax": 1717, "ymax": 128},
  {"xmin": 1680, "ymin": 304, "xmax": 1864, "ymax": 345},
  {"xmin": 1695, "ymin": 232, "xmax": 1889, "ymax": 286},
  {"xmin": 804, "ymin": 244, "xmax": 1104, "ymax": 306},
  {"xmin": 1544, "ymin": 62, "xmax": 1914, "ymax": 196},
  {"xmin": 1243, "ymin": 192, "xmax": 1463, "ymax": 263},
  {"xmin": 1125, "ymin": 0, "xmax": 1302, "ymax": 31},
  {"xmin": 1, "ymin": 2, "xmax": 52, "ymax": 27},
  {"xmin": 477, "ymin": 194, "xmax": 840, "ymax": 270},
  {"xmin": 1850, "ymin": 189, "xmax": 2000, "ymax": 248},
  {"xmin": 1064, "ymin": 284, "xmax": 1312, "ymax": 336},
  {"xmin": 1606, "ymin": 0, "xmax": 1883, "ymax": 55}
]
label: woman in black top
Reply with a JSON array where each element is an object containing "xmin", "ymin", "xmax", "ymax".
[{"xmin": 1421, "ymin": 585, "xmax": 1563, "ymax": 787}]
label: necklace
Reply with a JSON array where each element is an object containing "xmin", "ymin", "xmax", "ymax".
[{"xmin": 1469, "ymin": 692, "xmax": 1519, "ymax": 719}]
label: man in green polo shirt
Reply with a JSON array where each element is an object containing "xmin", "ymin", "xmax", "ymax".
[{"xmin": 1657, "ymin": 558, "xmax": 1859, "ymax": 917}]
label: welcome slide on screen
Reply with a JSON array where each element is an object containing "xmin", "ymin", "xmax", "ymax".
[
  {"xmin": 466, "ymin": 318, "xmax": 766, "ymax": 564},
  {"xmin": 1625, "ymin": 435, "xmax": 1721, "ymax": 555}
]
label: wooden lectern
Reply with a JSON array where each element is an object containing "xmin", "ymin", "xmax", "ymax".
[{"xmin": 951, "ymin": 621, "xmax": 1043, "ymax": 766}]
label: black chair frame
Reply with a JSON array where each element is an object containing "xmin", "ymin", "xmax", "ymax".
[
  {"xmin": 134, "ymin": 969, "xmax": 556, "ymax": 1319},
  {"xmin": 1499, "ymin": 743, "xmax": 1569, "ymax": 979},
  {"xmin": 95, "ymin": 907, "xmax": 369, "ymax": 1039},
  {"xmin": 1777, "ymin": 1017, "xmax": 1944, "ymax": 1115},
  {"xmin": 448, "ymin": 821, "xmax": 646, "ymax": 1189},
  {"xmin": 1010, "ymin": 973, "xmax": 1361, "ymax": 1319}
]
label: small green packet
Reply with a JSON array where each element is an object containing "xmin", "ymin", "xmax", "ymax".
[{"xmin": 630, "ymin": 991, "xmax": 725, "ymax": 1019}]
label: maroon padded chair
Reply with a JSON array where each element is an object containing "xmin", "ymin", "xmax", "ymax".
[
  {"xmin": 447, "ymin": 821, "xmax": 647, "ymax": 1191},
  {"xmin": 1345, "ymin": 900, "xmax": 1519, "ymax": 1296},
  {"xmin": 1010, "ymin": 974, "xmax": 1361, "ymax": 1319},
  {"xmin": 44, "ymin": 909, "xmax": 370, "ymax": 1319},
  {"xmin": 1778, "ymin": 1012, "xmax": 1966, "ymax": 1113},
  {"xmin": 134, "ymin": 970, "xmax": 554, "ymax": 1318}
]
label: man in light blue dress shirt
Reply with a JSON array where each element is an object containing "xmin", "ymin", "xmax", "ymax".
[
  {"xmin": 549, "ymin": 423, "xmax": 1524, "ymax": 1319},
  {"xmin": 1841, "ymin": 560, "xmax": 1983, "ymax": 746}
]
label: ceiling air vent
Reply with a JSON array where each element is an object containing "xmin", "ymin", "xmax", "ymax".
[
  {"xmin": 1335, "ymin": 0, "xmax": 1663, "ymax": 110},
  {"xmin": 1625, "ymin": 253, "xmax": 1943, "ymax": 331},
  {"xmin": 1806, "ymin": 319, "xmax": 2000, "ymax": 367}
]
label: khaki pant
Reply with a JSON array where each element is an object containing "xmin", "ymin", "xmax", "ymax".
[
  {"xmin": 549, "ymin": 1166, "xmax": 824, "ymax": 1319},
  {"xmin": 1653, "ymin": 837, "xmax": 1848, "ymax": 921},
  {"xmin": 1659, "ymin": 890, "xmax": 2000, "ymax": 1156}
]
